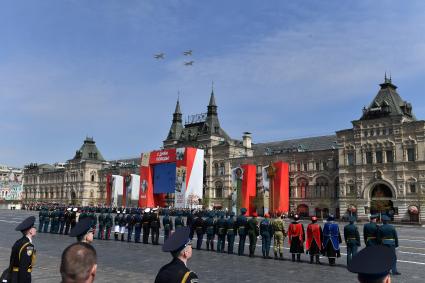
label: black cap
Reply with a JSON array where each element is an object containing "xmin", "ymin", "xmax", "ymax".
[
  {"xmin": 162, "ymin": 227, "xmax": 191, "ymax": 253},
  {"xmin": 15, "ymin": 216, "xmax": 36, "ymax": 232},
  {"xmin": 69, "ymin": 218, "xmax": 93, "ymax": 238},
  {"xmin": 348, "ymin": 246, "xmax": 396, "ymax": 280}
]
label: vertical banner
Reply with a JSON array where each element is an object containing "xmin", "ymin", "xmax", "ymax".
[
  {"xmin": 139, "ymin": 165, "xmax": 154, "ymax": 208},
  {"xmin": 123, "ymin": 174, "xmax": 131, "ymax": 207},
  {"xmin": 262, "ymin": 165, "xmax": 270, "ymax": 214},
  {"xmin": 241, "ymin": 164, "xmax": 256, "ymax": 216},
  {"xmin": 111, "ymin": 175, "xmax": 123, "ymax": 208},
  {"xmin": 130, "ymin": 174, "xmax": 140, "ymax": 207},
  {"xmin": 231, "ymin": 167, "xmax": 244, "ymax": 215},
  {"xmin": 185, "ymin": 148, "xmax": 204, "ymax": 208},
  {"xmin": 174, "ymin": 148, "xmax": 187, "ymax": 208},
  {"xmin": 273, "ymin": 161, "xmax": 290, "ymax": 213}
]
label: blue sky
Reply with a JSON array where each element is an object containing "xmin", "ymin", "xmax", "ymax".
[{"xmin": 1, "ymin": 0, "xmax": 425, "ymax": 167}]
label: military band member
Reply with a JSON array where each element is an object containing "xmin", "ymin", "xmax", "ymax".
[
  {"xmin": 193, "ymin": 212, "xmax": 206, "ymax": 250},
  {"xmin": 322, "ymin": 215, "xmax": 342, "ymax": 266},
  {"xmin": 272, "ymin": 214, "xmax": 286, "ymax": 260},
  {"xmin": 216, "ymin": 213, "xmax": 227, "ymax": 253},
  {"xmin": 119, "ymin": 209, "xmax": 127, "ymax": 241},
  {"xmin": 43, "ymin": 208, "xmax": 50, "ymax": 233},
  {"xmin": 288, "ymin": 214, "xmax": 305, "ymax": 262},
  {"xmin": 7, "ymin": 216, "xmax": 37, "ymax": 283},
  {"xmin": 52, "ymin": 208, "xmax": 60, "ymax": 234},
  {"xmin": 364, "ymin": 214, "xmax": 380, "ymax": 246},
  {"xmin": 247, "ymin": 212, "xmax": 259, "ymax": 258},
  {"xmin": 378, "ymin": 215, "xmax": 400, "ymax": 275},
  {"xmin": 70, "ymin": 218, "xmax": 95, "ymax": 244},
  {"xmin": 49, "ymin": 208, "xmax": 55, "ymax": 233},
  {"xmin": 260, "ymin": 213, "xmax": 273, "ymax": 259},
  {"xmin": 236, "ymin": 208, "xmax": 248, "ymax": 256},
  {"xmin": 114, "ymin": 211, "xmax": 121, "ymax": 241},
  {"xmin": 344, "ymin": 216, "xmax": 361, "ymax": 266},
  {"xmin": 226, "ymin": 212, "xmax": 237, "ymax": 254},
  {"xmin": 306, "ymin": 216, "xmax": 322, "ymax": 264},
  {"xmin": 151, "ymin": 208, "xmax": 161, "ymax": 245},
  {"xmin": 104, "ymin": 209, "xmax": 113, "ymax": 240},
  {"xmin": 155, "ymin": 227, "xmax": 198, "ymax": 283},
  {"xmin": 186, "ymin": 210, "xmax": 195, "ymax": 240},
  {"xmin": 205, "ymin": 212, "xmax": 216, "ymax": 251},
  {"xmin": 142, "ymin": 208, "xmax": 152, "ymax": 244}
]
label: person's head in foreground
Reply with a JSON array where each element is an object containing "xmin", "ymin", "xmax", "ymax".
[
  {"xmin": 16, "ymin": 216, "xmax": 37, "ymax": 238},
  {"xmin": 348, "ymin": 245, "xmax": 396, "ymax": 283},
  {"xmin": 60, "ymin": 242, "xmax": 97, "ymax": 283},
  {"xmin": 163, "ymin": 226, "xmax": 193, "ymax": 263},
  {"xmin": 69, "ymin": 218, "xmax": 94, "ymax": 243}
]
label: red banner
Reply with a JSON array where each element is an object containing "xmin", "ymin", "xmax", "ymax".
[
  {"xmin": 106, "ymin": 174, "xmax": 111, "ymax": 206},
  {"xmin": 149, "ymin": 149, "xmax": 176, "ymax": 164},
  {"xmin": 139, "ymin": 165, "xmax": 154, "ymax": 207},
  {"xmin": 241, "ymin": 164, "xmax": 256, "ymax": 216},
  {"xmin": 273, "ymin": 161, "xmax": 289, "ymax": 214}
]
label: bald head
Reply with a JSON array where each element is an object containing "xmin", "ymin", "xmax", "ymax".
[{"xmin": 60, "ymin": 242, "xmax": 97, "ymax": 283}]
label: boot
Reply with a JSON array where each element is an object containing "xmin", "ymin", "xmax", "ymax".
[
  {"xmin": 280, "ymin": 253, "xmax": 283, "ymax": 260},
  {"xmin": 297, "ymin": 254, "xmax": 301, "ymax": 262},
  {"xmin": 292, "ymin": 254, "xmax": 295, "ymax": 262},
  {"xmin": 310, "ymin": 255, "xmax": 314, "ymax": 264},
  {"xmin": 121, "ymin": 234, "xmax": 124, "ymax": 241},
  {"xmin": 316, "ymin": 255, "xmax": 321, "ymax": 264},
  {"xmin": 114, "ymin": 233, "xmax": 118, "ymax": 241},
  {"xmin": 274, "ymin": 252, "xmax": 278, "ymax": 260}
]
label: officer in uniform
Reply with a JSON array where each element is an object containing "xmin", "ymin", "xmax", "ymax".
[
  {"xmin": 205, "ymin": 212, "xmax": 216, "ymax": 251},
  {"xmin": 364, "ymin": 214, "xmax": 380, "ymax": 246},
  {"xmin": 216, "ymin": 212, "xmax": 227, "ymax": 253},
  {"xmin": 38, "ymin": 208, "xmax": 44, "ymax": 233},
  {"xmin": 163, "ymin": 209, "xmax": 173, "ymax": 242},
  {"xmin": 5, "ymin": 216, "xmax": 37, "ymax": 283},
  {"xmin": 260, "ymin": 213, "xmax": 273, "ymax": 259},
  {"xmin": 344, "ymin": 215, "xmax": 361, "ymax": 266},
  {"xmin": 70, "ymin": 208, "xmax": 78, "ymax": 229},
  {"xmin": 119, "ymin": 209, "xmax": 127, "ymax": 241},
  {"xmin": 88, "ymin": 208, "xmax": 97, "ymax": 238},
  {"xmin": 104, "ymin": 209, "xmax": 113, "ymax": 240},
  {"xmin": 193, "ymin": 212, "xmax": 205, "ymax": 250},
  {"xmin": 69, "ymin": 218, "xmax": 95, "ymax": 244},
  {"xmin": 322, "ymin": 215, "xmax": 342, "ymax": 266},
  {"xmin": 378, "ymin": 215, "xmax": 401, "ymax": 275},
  {"xmin": 97, "ymin": 209, "xmax": 106, "ymax": 240},
  {"xmin": 271, "ymin": 214, "xmax": 286, "ymax": 260},
  {"xmin": 348, "ymin": 245, "xmax": 396, "ymax": 283},
  {"xmin": 134, "ymin": 209, "xmax": 142, "ymax": 243},
  {"xmin": 151, "ymin": 208, "xmax": 161, "ymax": 245},
  {"xmin": 226, "ymin": 212, "xmax": 236, "ymax": 254},
  {"xmin": 154, "ymin": 227, "xmax": 198, "ymax": 283},
  {"xmin": 306, "ymin": 216, "xmax": 322, "ymax": 264},
  {"xmin": 44, "ymin": 208, "xmax": 51, "ymax": 233},
  {"xmin": 126, "ymin": 209, "xmax": 135, "ymax": 242},
  {"xmin": 52, "ymin": 208, "xmax": 60, "ymax": 234},
  {"xmin": 64, "ymin": 208, "xmax": 72, "ymax": 235},
  {"xmin": 288, "ymin": 214, "xmax": 305, "ymax": 262},
  {"xmin": 247, "ymin": 212, "xmax": 259, "ymax": 258},
  {"xmin": 59, "ymin": 207, "xmax": 66, "ymax": 234},
  {"xmin": 236, "ymin": 208, "xmax": 248, "ymax": 256},
  {"xmin": 186, "ymin": 210, "xmax": 195, "ymax": 240},
  {"xmin": 142, "ymin": 208, "xmax": 151, "ymax": 244},
  {"xmin": 174, "ymin": 211, "xmax": 185, "ymax": 230}
]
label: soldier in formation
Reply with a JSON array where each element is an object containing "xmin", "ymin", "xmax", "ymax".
[
  {"xmin": 272, "ymin": 214, "xmax": 286, "ymax": 260},
  {"xmin": 306, "ymin": 216, "xmax": 322, "ymax": 264},
  {"xmin": 247, "ymin": 212, "xmax": 259, "ymax": 258},
  {"xmin": 343, "ymin": 215, "xmax": 360, "ymax": 266},
  {"xmin": 260, "ymin": 213, "xmax": 273, "ymax": 259},
  {"xmin": 288, "ymin": 214, "xmax": 304, "ymax": 262},
  {"xmin": 151, "ymin": 208, "xmax": 161, "ymax": 245}
]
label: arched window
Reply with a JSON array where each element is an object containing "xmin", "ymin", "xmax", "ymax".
[
  {"xmin": 219, "ymin": 163, "xmax": 225, "ymax": 176},
  {"xmin": 215, "ymin": 181, "xmax": 223, "ymax": 198},
  {"xmin": 315, "ymin": 177, "xmax": 329, "ymax": 198},
  {"xmin": 214, "ymin": 163, "xmax": 219, "ymax": 176},
  {"xmin": 297, "ymin": 178, "xmax": 308, "ymax": 198}
]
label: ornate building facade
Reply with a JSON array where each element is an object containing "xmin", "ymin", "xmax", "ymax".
[
  {"xmin": 0, "ymin": 165, "xmax": 23, "ymax": 201},
  {"xmin": 23, "ymin": 137, "xmax": 107, "ymax": 206}
]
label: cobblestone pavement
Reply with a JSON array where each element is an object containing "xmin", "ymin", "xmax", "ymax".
[{"xmin": 1, "ymin": 210, "xmax": 424, "ymax": 282}]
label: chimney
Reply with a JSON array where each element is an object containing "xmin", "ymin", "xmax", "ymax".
[{"xmin": 243, "ymin": 132, "xmax": 252, "ymax": 149}]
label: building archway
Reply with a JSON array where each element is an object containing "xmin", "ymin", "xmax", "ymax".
[
  {"xmin": 70, "ymin": 190, "xmax": 77, "ymax": 206},
  {"xmin": 370, "ymin": 183, "xmax": 395, "ymax": 217}
]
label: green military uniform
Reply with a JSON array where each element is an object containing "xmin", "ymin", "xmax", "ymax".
[
  {"xmin": 378, "ymin": 215, "xmax": 400, "ymax": 275},
  {"xmin": 363, "ymin": 216, "xmax": 380, "ymax": 246},
  {"xmin": 247, "ymin": 214, "xmax": 259, "ymax": 257},
  {"xmin": 272, "ymin": 217, "xmax": 286, "ymax": 260},
  {"xmin": 343, "ymin": 217, "xmax": 360, "ymax": 266}
]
